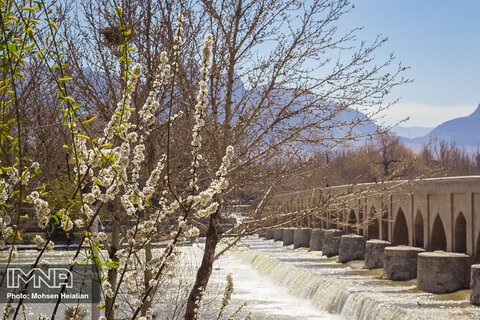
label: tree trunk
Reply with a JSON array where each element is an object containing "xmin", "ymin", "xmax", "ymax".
[
  {"xmin": 142, "ymin": 132, "xmax": 156, "ymax": 315},
  {"xmin": 184, "ymin": 209, "xmax": 220, "ymax": 320},
  {"xmin": 142, "ymin": 241, "xmax": 153, "ymax": 315},
  {"xmin": 105, "ymin": 214, "xmax": 120, "ymax": 320}
]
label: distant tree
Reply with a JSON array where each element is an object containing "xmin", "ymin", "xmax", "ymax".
[
  {"xmin": 419, "ymin": 141, "xmax": 479, "ymax": 177},
  {"xmin": 476, "ymin": 151, "xmax": 480, "ymax": 172},
  {"xmin": 374, "ymin": 133, "xmax": 419, "ymax": 178}
]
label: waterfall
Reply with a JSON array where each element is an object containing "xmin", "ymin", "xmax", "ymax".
[{"xmin": 230, "ymin": 248, "xmax": 416, "ymax": 320}]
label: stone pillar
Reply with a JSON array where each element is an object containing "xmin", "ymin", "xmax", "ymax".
[
  {"xmin": 417, "ymin": 252, "xmax": 473, "ymax": 293},
  {"xmin": 274, "ymin": 229, "xmax": 283, "ymax": 242},
  {"xmin": 364, "ymin": 240, "xmax": 391, "ymax": 269},
  {"xmin": 309, "ymin": 229, "xmax": 324, "ymax": 251},
  {"xmin": 338, "ymin": 235, "xmax": 366, "ymax": 263},
  {"xmin": 322, "ymin": 229, "xmax": 346, "ymax": 257},
  {"xmin": 471, "ymin": 265, "xmax": 480, "ymax": 305},
  {"xmin": 265, "ymin": 230, "xmax": 274, "ymax": 240},
  {"xmin": 294, "ymin": 228, "xmax": 312, "ymax": 249},
  {"xmin": 383, "ymin": 246, "xmax": 425, "ymax": 281},
  {"xmin": 282, "ymin": 228, "xmax": 295, "ymax": 246}
]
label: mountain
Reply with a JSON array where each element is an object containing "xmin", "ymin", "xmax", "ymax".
[
  {"xmin": 391, "ymin": 126, "xmax": 433, "ymax": 139},
  {"xmin": 241, "ymin": 83, "xmax": 379, "ymax": 151},
  {"xmin": 81, "ymin": 68, "xmax": 380, "ymax": 151},
  {"xmin": 402, "ymin": 103, "xmax": 480, "ymax": 153},
  {"xmin": 422, "ymin": 103, "xmax": 480, "ymax": 146}
]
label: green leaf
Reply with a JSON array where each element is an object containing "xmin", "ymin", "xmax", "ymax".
[
  {"xmin": 102, "ymin": 261, "xmax": 119, "ymax": 269},
  {"xmin": 50, "ymin": 215, "xmax": 59, "ymax": 225}
]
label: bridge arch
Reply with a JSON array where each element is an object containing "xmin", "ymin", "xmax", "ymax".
[
  {"xmin": 393, "ymin": 208, "xmax": 408, "ymax": 245},
  {"xmin": 431, "ymin": 214, "xmax": 447, "ymax": 251},
  {"xmin": 414, "ymin": 210, "xmax": 424, "ymax": 248},
  {"xmin": 347, "ymin": 209, "xmax": 357, "ymax": 234},
  {"xmin": 454, "ymin": 212, "xmax": 467, "ymax": 253},
  {"xmin": 367, "ymin": 206, "xmax": 379, "ymax": 239}
]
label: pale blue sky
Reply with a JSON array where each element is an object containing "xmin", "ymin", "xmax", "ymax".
[{"xmin": 339, "ymin": 0, "xmax": 480, "ymax": 127}]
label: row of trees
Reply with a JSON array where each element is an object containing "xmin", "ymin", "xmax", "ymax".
[{"xmin": 274, "ymin": 134, "xmax": 480, "ymax": 194}]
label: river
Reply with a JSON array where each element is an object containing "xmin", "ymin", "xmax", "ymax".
[{"xmin": 1, "ymin": 237, "xmax": 478, "ymax": 319}]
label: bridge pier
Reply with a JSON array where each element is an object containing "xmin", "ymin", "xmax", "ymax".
[
  {"xmin": 282, "ymin": 228, "xmax": 295, "ymax": 246},
  {"xmin": 294, "ymin": 228, "xmax": 312, "ymax": 248},
  {"xmin": 471, "ymin": 265, "xmax": 480, "ymax": 305},
  {"xmin": 309, "ymin": 229, "xmax": 324, "ymax": 251},
  {"xmin": 338, "ymin": 235, "xmax": 366, "ymax": 263},
  {"xmin": 322, "ymin": 229, "xmax": 346, "ymax": 257},
  {"xmin": 417, "ymin": 252, "xmax": 472, "ymax": 294},
  {"xmin": 265, "ymin": 230, "xmax": 274, "ymax": 240},
  {"xmin": 383, "ymin": 246, "xmax": 425, "ymax": 281},
  {"xmin": 364, "ymin": 240, "xmax": 391, "ymax": 269},
  {"xmin": 274, "ymin": 229, "xmax": 284, "ymax": 242}
]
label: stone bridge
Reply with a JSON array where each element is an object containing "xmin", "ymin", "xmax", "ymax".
[{"xmin": 268, "ymin": 176, "xmax": 480, "ymax": 260}]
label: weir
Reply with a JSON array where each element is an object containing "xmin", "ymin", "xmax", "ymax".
[
  {"xmin": 283, "ymin": 228, "xmax": 295, "ymax": 246},
  {"xmin": 364, "ymin": 240, "xmax": 390, "ymax": 269},
  {"xmin": 233, "ymin": 237, "xmax": 479, "ymax": 320},
  {"xmin": 294, "ymin": 228, "xmax": 312, "ymax": 248},
  {"xmin": 309, "ymin": 229, "xmax": 324, "ymax": 251},
  {"xmin": 417, "ymin": 251, "xmax": 472, "ymax": 293}
]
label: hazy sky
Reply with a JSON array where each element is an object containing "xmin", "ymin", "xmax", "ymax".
[{"xmin": 339, "ymin": 0, "xmax": 480, "ymax": 127}]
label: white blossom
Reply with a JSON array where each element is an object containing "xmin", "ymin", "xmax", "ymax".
[
  {"xmin": 45, "ymin": 241, "xmax": 54, "ymax": 251},
  {"xmin": 61, "ymin": 214, "xmax": 73, "ymax": 232},
  {"xmin": 185, "ymin": 227, "xmax": 200, "ymax": 238},
  {"xmin": 33, "ymin": 235, "xmax": 45, "ymax": 248},
  {"xmin": 9, "ymin": 246, "xmax": 18, "ymax": 261},
  {"xmin": 74, "ymin": 219, "xmax": 84, "ymax": 229}
]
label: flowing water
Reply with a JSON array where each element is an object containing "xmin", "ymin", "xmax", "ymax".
[
  {"xmin": 1, "ymin": 238, "xmax": 479, "ymax": 319},
  {"xmin": 0, "ymin": 244, "xmax": 339, "ymax": 320},
  {"xmin": 206, "ymin": 246, "xmax": 341, "ymax": 320},
  {"xmin": 231, "ymin": 237, "xmax": 480, "ymax": 320}
]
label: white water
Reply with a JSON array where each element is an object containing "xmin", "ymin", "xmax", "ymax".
[
  {"xmin": 233, "ymin": 237, "xmax": 480, "ymax": 320},
  {"xmin": 0, "ymin": 245, "xmax": 340, "ymax": 320},
  {"xmin": 209, "ymin": 248, "xmax": 341, "ymax": 319}
]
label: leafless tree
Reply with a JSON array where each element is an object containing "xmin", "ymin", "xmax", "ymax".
[{"xmin": 181, "ymin": 1, "xmax": 408, "ymax": 318}]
